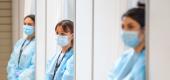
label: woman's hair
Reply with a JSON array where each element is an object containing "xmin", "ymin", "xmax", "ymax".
[
  {"xmin": 55, "ymin": 20, "xmax": 74, "ymax": 34},
  {"xmin": 137, "ymin": 2, "xmax": 145, "ymax": 8},
  {"xmin": 24, "ymin": 14, "xmax": 35, "ymax": 23},
  {"xmin": 122, "ymin": 8, "xmax": 145, "ymax": 28}
]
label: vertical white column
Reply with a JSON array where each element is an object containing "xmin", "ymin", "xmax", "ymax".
[
  {"xmin": 24, "ymin": 0, "xmax": 35, "ymax": 15},
  {"xmin": 76, "ymin": 0, "xmax": 93, "ymax": 80},
  {"xmin": 36, "ymin": 0, "xmax": 46, "ymax": 80},
  {"xmin": 93, "ymin": 0, "xmax": 126, "ymax": 80},
  {"xmin": 46, "ymin": 0, "xmax": 59, "ymax": 63},
  {"xmin": 148, "ymin": 0, "xmax": 170, "ymax": 80}
]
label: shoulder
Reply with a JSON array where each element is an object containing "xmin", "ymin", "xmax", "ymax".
[
  {"xmin": 121, "ymin": 48, "xmax": 135, "ymax": 58},
  {"xmin": 14, "ymin": 38, "xmax": 25, "ymax": 47}
]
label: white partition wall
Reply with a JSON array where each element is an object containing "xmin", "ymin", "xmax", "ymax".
[
  {"xmin": 46, "ymin": 0, "xmax": 60, "ymax": 63},
  {"xmin": 24, "ymin": 0, "xmax": 35, "ymax": 15},
  {"xmin": 148, "ymin": 0, "xmax": 170, "ymax": 80},
  {"xmin": 36, "ymin": 0, "xmax": 46, "ymax": 80},
  {"xmin": 93, "ymin": 0, "xmax": 124, "ymax": 79},
  {"xmin": 75, "ymin": 0, "xmax": 93, "ymax": 80}
]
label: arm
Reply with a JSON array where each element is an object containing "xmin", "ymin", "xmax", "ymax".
[
  {"xmin": 7, "ymin": 39, "xmax": 23, "ymax": 80},
  {"xmin": 108, "ymin": 53, "xmax": 128, "ymax": 80},
  {"xmin": 7, "ymin": 51, "xmax": 18, "ymax": 80}
]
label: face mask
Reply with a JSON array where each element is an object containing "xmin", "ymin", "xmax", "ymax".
[
  {"xmin": 122, "ymin": 31, "xmax": 140, "ymax": 48},
  {"xmin": 23, "ymin": 25, "xmax": 34, "ymax": 36},
  {"xmin": 56, "ymin": 35, "xmax": 69, "ymax": 47}
]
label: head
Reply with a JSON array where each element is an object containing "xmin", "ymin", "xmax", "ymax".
[
  {"xmin": 55, "ymin": 20, "xmax": 74, "ymax": 48},
  {"xmin": 121, "ymin": 8, "xmax": 145, "ymax": 48},
  {"xmin": 23, "ymin": 14, "xmax": 35, "ymax": 37}
]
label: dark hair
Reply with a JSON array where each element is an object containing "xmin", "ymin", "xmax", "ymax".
[
  {"xmin": 137, "ymin": 2, "xmax": 145, "ymax": 8},
  {"xmin": 24, "ymin": 14, "xmax": 35, "ymax": 23},
  {"xmin": 122, "ymin": 8, "xmax": 145, "ymax": 28},
  {"xmin": 55, "ymin": 20, "xmax": 74, "ymax": 34}
]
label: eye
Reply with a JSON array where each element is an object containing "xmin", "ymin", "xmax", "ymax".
[
  {"xmin": 57, "ymin": 33, "xmax": 67, "ymax": 36},
  {"xmin": 61, "ymin": 33, "xmax": 65, "ymax": 36},
  {"xmin": 127, "ymin": 24, "xmax": 134, "ymax": 30}
]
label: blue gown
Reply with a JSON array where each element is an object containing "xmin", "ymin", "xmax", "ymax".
[
  {"xmin": 7, "ymin": 38, "xmax": 36, "ymax": 80},
  {"xmin": 46, "ymin": 48, "xmax": 74, "ymax": 80},
  {"xmin": 108, "ymin": 49, "xmax": 145, "ymax": 80}
]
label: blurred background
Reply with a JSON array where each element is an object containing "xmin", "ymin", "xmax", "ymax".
[{"xmin": 0, "ymin": 0, "xmax": 170, "ymax": 80}]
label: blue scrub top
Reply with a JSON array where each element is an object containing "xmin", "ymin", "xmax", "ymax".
[
  {"xmin": 108, "ymin": 49, "xmax": 145, "ymax": 80},
  {"xmin": 46, "ymin": 48, "xmax": 74, "ymax": 80}
]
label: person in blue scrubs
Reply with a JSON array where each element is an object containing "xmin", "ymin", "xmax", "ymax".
[
  {"xmin": 108, "ymin": 7, "xmax": 145, "ymax": 80},
  {"xmin": 7, "ymin": 14, "xmax": 36, "ymax": 80},
  {"xmin": 46, "ymin": 20, "xmax": 74, "ymax": 80}
]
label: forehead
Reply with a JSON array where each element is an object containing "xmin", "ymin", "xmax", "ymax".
[
  {"xmin": 56, "ymin": 26, "xmax": 65, "ymax": 32},
  {"xmin": 24, "ymin": 17, "xmax": 34, "ymax": 23},
  {"xmin": 122, "ymin": 17, "xmax": 138, "ymax": 25}
]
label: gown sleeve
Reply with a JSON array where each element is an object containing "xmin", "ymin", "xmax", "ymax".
[
  {"xmin": 7, "ymin": 39, "xmax": 23, "ymax": 80},
  {"xmin": 107, "ymin": 53, "xmax": 129, "ymax": 80}
]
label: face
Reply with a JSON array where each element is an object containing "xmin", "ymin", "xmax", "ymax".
[
  {"xmin": 24, "ymin": 17, "xmax": 35, "ymax": 27},
  {"xmin": 55, "ymin": 26, "xmax": 73, "ymax": 45},
  {"xmin": 122, "ymin": 16, "xmax": 145, "ymax": 43}
]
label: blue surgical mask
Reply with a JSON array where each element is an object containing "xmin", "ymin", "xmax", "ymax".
[
  {"xmin": 122, "ymin": 31, "xmax": 140, "ymax": 48},
  {"xmin": 56, "ymin": 35, "xmax": 69, "ymax": 47},
  {"xmin": 23, "ymin": 25, "xmax": 34, "ymax": 36}
]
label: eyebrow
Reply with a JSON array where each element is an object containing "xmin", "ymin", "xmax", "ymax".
[{"xmin": 127, "ymin": 22, "xmax": 135, "ymax": 26}]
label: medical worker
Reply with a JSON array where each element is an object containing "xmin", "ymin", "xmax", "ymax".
[
  {"xmin": 7, "ymin": 14, "xmax": 36, "ymax": 80},
  {"xmin": 46, "ymin": 20, "xmax": 74, "ymax": 80},
  {"xmin": 108, "ymin": 7, "xmax": 145, "ymax": 80}
]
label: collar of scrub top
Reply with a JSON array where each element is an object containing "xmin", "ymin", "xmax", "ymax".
[
  {"xmin": 52, "ymin": 47, "xmax": 72, "ymax": 80},
  {"xmin": 18, "ymin": 37, "xmax": 35, "ymax": 68}
]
